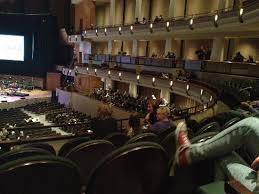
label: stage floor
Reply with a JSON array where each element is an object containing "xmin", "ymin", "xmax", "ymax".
[{"xmin": 0, "ymin": 90, "xmax": 51, "ymax": 103}]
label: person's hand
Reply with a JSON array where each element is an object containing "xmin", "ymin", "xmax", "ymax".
[{"xmin": 251, "ymin": 157, "xmax": 259, "ymax": 170}]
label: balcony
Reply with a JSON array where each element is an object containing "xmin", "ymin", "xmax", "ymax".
[{"xmin": 69, "ymin": 1, "xmax": 259, "ymax": 42}]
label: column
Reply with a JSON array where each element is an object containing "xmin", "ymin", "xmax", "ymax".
[
  {"xmin": 210, "ymin": 37, "xmax": 225, "ymax": 62},
  {"xmin": 132, "ymin": 39, "xmax": 139, "ymax": 57},
  {"xmin": 165, "ymin": 37, "xmax": 172, "ymax": 55},
  {"xmin": 129, "ymin": 82, "xmax": 138, "ymax": 98},
  {"xmin": 110, "ymin": 0, "xmax": 116, "ymax": 25},
  {"xmin": 168, "ymin": 0, "xmax": 176, "ymax": 18},
  {"xmin": 108, "ymin": 40, "xmax": 113, "ymax": 55},
  {"xmin": 105, "ymin": 78, "xmax": 114, "ymax": 90},
  {"xmin": 218, "ymin": 0, "xmax": 226, "ymax": 10},
  {"xmin": 135, "ymin": 0, "xmax": 142, "ymax": 19},
  {"xmin": 160, "ymin": 89, "xmax": 170, "ymax": 104}
]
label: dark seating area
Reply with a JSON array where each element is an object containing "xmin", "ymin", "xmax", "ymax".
[{"xmin": 0, "ymin": 108, "xmax": 256, "ymax": 194}]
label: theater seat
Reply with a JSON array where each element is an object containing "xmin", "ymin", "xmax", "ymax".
[
  {"xmin": 191, "ymin": 132, "xmax": 218, "ymax": 144},
  {"xmin": 58, "ymin": 137, "xmax": 91, "ymax": 157},
  {"xmin": 195, "ymin": 122, "xmax": 220, "ymax": 136},
  {"xmin": 104, "ymin": 132, "xmax": 130, "ymax": 147},
  {"xmin": 86, "ymin": 142, "xmax": 168, "ymax": 194},
  {"xmin": 161, "ymin": 131, "xmax": 176, "ymax": 161},
  {"xmin": 126, "ymin": 133, "xmax": 159, "ymax": 144},
  {"xmin": 0, "ymin": 155, "xmax": 81, "ymax": 194},
  {"xmin": 20, "ymin": 142, "xmax": 56, "ymax": 155},
  {"xmin": 221, "ymin": 117, "xmax": 241, "ymax": 131},
  {"xmin": 65, "ymin": 140, "xmax": 115, "ymax": 188},
  {"xmin": 196, "ymin": 181, "xmax": 225, "ymax": 194},
  {"xmin": 0, "ymin": 148, "xmax": 52, "ymax": 166}
]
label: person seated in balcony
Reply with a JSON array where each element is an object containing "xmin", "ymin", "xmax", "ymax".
[
  {"xmin": 247, "ymin": 55, "xmax": 255, "ymax": 63},
  {"xmin": 195, "ymin": 46, "xmax": 206, "ymax": 60},
  {"xmin": 91, "ymin": 104, "xmax": 117, "ymax": 138},
  {"xmin": 232, "ymin": 51, "xmax": 245, "ymax": 62},
  {"xmin": 159, "ymin": 15, "xmax": 164, "ymax": 21},
  {"xmin": 154, "ymin": 16, "xmax": 160, "ymax": 23},
  {"xmin": 90, "ymin": 24, "xmax": 94, "ymax": 29},
  {"xmin": 135, "ymin": 17, "xmax": 140, "ymax": 24},
  {"xmin": 166, "ymin": 52, "xmax": 176, "ymax": 60},
  {"xmin": 144, "ymin": 101, "xmax": 158, "ymax": 128},
  {"xmin": 151, "ymin": 53, "xmax": 157, "ymax": 58},
  {"xmin": 175, "ymin": 118, "xmax": 259, "ymax": 193},
  {"xmin": 142, "ymin": 17, "xmax": 147, "ymax": 24},
  {"xmin": 149, "ymin": 106, "xmax": 171, "ymax": 134},
  {"xmin": 127, "ymin": 114, "xmax": 142, "ymax": 138}
]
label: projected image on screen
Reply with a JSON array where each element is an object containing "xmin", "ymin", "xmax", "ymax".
[{"xmin": 0, "ymin": 35, "xmax": 24, "ymax": 61}]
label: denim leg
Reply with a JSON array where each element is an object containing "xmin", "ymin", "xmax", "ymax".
[
  {"xmin": 189, "ymin": 117, "xmax": 259, "ymax": 162},
  {"xmin": 216, "ymin": 152, "xmax": 259, "ymax": 193}
]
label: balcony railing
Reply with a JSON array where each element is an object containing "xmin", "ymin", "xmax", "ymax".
[{"xmin": 69, "ymin": 1, "xmax": 259, "ymax": 37}]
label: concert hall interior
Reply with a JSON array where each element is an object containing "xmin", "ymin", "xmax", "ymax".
[{"xmin": 0, "ymin": 0, "xmax": 259, "ymax": 194}]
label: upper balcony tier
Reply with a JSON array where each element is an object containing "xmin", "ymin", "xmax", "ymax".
[{"xmin": 70, "ymin": 1, "xmax": 259, "ymax": 41}]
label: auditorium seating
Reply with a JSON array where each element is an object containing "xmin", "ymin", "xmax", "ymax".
[
  {"xmin": 126, "ymin": 133, "xmax": 159, "ymax": 144},
  {"xmin": 103, "ymin": 132, "xmax": 130, "ymax": 147},
  {"xmin": 0, "ymin": 155, "xmax": 82, "ymax": 194},
  {"xmin": 85, "ymin": 142, "xmax": 168, "ymax": 194},
  {"xmin": 65, "ymin": 140, "xmax": 116, "ymax": 188},
  {"xmin": 19, "ymin": 142, "xmax": 56, "ymax": 155}
]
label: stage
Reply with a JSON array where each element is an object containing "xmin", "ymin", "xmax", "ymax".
[{"xmin": 0, "ymin": 90, "xmax": 51, "ymax": 109}]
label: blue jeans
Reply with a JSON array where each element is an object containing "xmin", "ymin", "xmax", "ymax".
[{"xmin": 189, "ymin": 117, "xmax": 259, "ymax": 192}]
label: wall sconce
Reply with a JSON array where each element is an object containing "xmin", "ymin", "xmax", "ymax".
[
  {"xmin": 189, "ymin": 18, "xmax": 194, "ymax": 30},
  {"xmin": 150, "ymin": 23, "xmax": 153, "ymax": 33},
  {"xmin": 200, "ymin": 89, "xmax": 204, "ymax": 96},
  {"xmin": 170, "ymin": 80, "xmax": 173, "ymax": 90},
  {"xmin": 118, "ymin": 72, "xmax": 122, "ymax": 80},
  {"xmin": 86, "ymin": 67, "xmax": 89, "ymax": 73},
  {"xmin": 137, "ymin": 74, "xmax": 140, "ymax": 83},
  {"xmin": 214, "ymin": 14, "xmax": 218, "ymax": 27},
  {"xmin": 104, "ymin": 28, "xmax": 107, "ymax": 36},
  {"xmin": 166, "ymin": 21, "xmax": 170, "ymax": 32},
  {"xmin": 186, "ymin": 84, "xmax": 190, "ymax": 94},
  {"xmin": 108, "ymin": 70, "xmax": 111, "ymax": 78},
  {"xmin": 152, "ymin": 77, "xmax": 156, "ymax": 86},
  {"xmin": 118, "ymin": 27, "xmax": 122, "ymax": 35},
  {"xmin": 94, "ymin": 68, "xmax": 97, "ymax": 75},
  {"xmin": 239, "ymin": 8, "xmax": 244, "ymax": 23},
  {"xmin": 210, "ymin": 96, "xmax": 213, "ymax": 102},
  {"xmin": 95, "ymin": 29, "xmax": 98, "ymax": 36},
  {"xmin": 130, "ymin": 25, "xmax": 134, "ymax": 34}
]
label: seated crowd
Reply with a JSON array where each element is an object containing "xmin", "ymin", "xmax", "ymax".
[{"xmin": 1, "ymin": 97, "xmax": 259, "ymax": 193}]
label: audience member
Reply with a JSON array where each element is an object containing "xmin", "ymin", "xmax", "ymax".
[
  {"xmin": 247, "ymin": 55, "xmax": 255, "ymax": 63},
  {"xmin": 135, "ymin": 17, "xmax": 140, "ymax": 24},
  {"xmin": 127, "ymin": 114, "xmax": 141, "ymax": 138},
  {"xmin": 154, "ymin": 16, "xmax": 160, "ymax": 23},
  {"xmin": 175, "ymin": 118, "xmax": 259, "ymax": 193},
  {"xmin": 205, "ymin": 47, "xmax": 211, "ymax": 60},
  {"xmin": 149, "ymin": 106, "xmax": 171, "ymax": 134},
  {"xmin": 233, "ymin": 52, "xmax": 245, "ymax": 62},
  {"xmin": 96, "ymin": 104, "xmax": 113, "ymax": 119},
  {"xmin": 159, "ymin": 15, "xmax": 164, "ymax": 21},
  {"xmin": 151, "ymin": 53, "xmax": 157, "ymax": 58},
  {"xmin": 195, "ymin": 46, "xmax": 206, "ymax": 60},
  {"xmin": 142, "ymin": 17, "xmax": 147, "ymax": 24},
  {"xmin": 144, "ymin": 101, "xmax": 158, "ymax": 127}
]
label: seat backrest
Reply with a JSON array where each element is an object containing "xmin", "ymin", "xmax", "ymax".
[
  {"xmin": 161, "ymin": 131, "xmax": 176, "ymax": 161},
  {"xmin": 0, "ymin": 148, "xmax": 52, "ymax": 166},
  {"xmin": 104, "ymin": 132, "xmax": 130, "ymax": 147},
  {"xmin": 126, "ymin": 133, "xmax": 159, "ymax": 144},
  {"xmin": 58, "ymin": 137, "xmax": 91, "ymax": 156},
  {"xmin": 221, "ymin": 117, "xmax": 241, "ymax": 131},
  {"xmin": 0, "ymin": 155, "xmax": 81, "ymax": 194},
  {"xmin": 195, "ymin": 122, "xmax": 220, "ymax": 136},
  {"xmin": 65, "ymin": 140, "xmax": 116, "ymax": 188},
  {"xmin": 86, "ymin": 142, "xmax": 168, "ymax": 194},
  {"xmin": 157, "ymin": 126, "xmax": 175, "ymax": 142},
  {"xmin": 20, "ymin": 142, "xmax": 56, "ymax": 155},
  {"xmin": 190, "ymin": 132, "xmax": 218, "ymax": 144}
]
